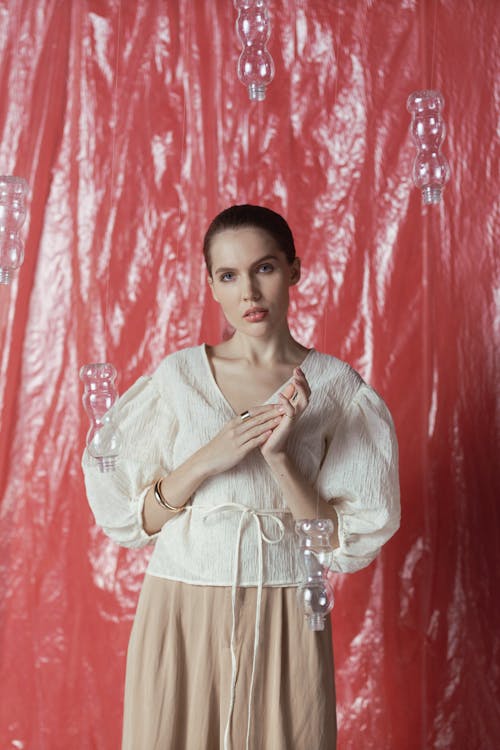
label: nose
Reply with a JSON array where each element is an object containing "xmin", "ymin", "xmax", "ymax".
[{"xmin": 241, "ymin": 274, "xmax": 261, "ymax": 301}]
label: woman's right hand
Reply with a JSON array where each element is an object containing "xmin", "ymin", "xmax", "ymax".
[
  {"xmin": 142, "ymin": 405, "xmax": 282, "ymax": 534},
  {"xmin": 197, "ymin": 405, "xmax": 282, "ymax": 477}
]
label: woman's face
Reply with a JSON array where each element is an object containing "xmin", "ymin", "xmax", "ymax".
[{"xmin": 207, "ymin": 226, "xmax": 300, "ymax": 337}]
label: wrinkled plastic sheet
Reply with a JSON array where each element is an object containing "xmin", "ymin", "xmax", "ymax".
[{"xmin": 0, "ymin": 1, "xmax": 499, "ymax": 748}]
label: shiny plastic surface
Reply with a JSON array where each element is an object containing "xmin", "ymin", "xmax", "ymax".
[{"xmin": 0, "ymin": 1, "xmax": 498, "ymax": 748}]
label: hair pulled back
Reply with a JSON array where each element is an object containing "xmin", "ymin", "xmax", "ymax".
[{"xmin": 203, "ymin": 204, "xmax": 296, "ymax": 274}]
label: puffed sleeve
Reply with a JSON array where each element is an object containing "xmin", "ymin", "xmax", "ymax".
[
  {"xmin": 81, "ymin": 372, "xmax": 178, "ymax": 549},
  {"xmin": 316, "ymin": 384, "xmax": 400, "ymax": 573}
]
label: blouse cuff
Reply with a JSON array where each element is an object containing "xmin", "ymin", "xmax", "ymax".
[
  {"xmin": 135, "ymin": 485, "xmax": 161, "ymax": 544},
  {"xmin": 331, "ymin": 504, "xmax": 373, "ymax": 571}
]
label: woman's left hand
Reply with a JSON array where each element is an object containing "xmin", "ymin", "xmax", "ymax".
[{"xmin": 260, "ymin": 367, "xmax": 311, "ymax": 462}]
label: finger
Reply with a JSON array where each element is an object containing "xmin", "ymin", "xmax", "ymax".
[
  {"xmin": 234, "ymin": 404, "xmax": 279, "ymax": 424},
  {"xmin": 291, "ymin": 379, "xmax": 309, "ymax": 403},
  {"xmin": 278, "ymin": 380, "xmax": 304, "ymax": 408},
  {"xmin": 278, "ymin": 392, "xmax": 296, "ymax": 418},
  {"xmin": 294, "ymin": 366, "xmax": 310, "ymax": 386},
  {"xmin": 240, "ymin": 418, "xmax": 281, "ymax": 446},
  {"xmin": 243, "ymin": 429, "xmax": 274, "ymax": 451},
  {"xmin": 238, "ymin": 409, "xmax": 282, "ymax": 430},
  {"xmin": 293, "ymin": 368, "xmax": 311, "ymax": 396},
  {"xmin": 281, "ymin": 382, "xmax": 295, "ymax": 400},
  {"xmin": 250, "ymin": 403, "xmax": 281, "ymax": 414},
  {"xmin": 237, "ymin": 408, "xmax": 281, "ymax": 433}
]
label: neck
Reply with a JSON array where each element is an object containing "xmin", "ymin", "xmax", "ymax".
[{"xmin": 223, "ymin": 328, "xmax": 307, "ymax": 367}]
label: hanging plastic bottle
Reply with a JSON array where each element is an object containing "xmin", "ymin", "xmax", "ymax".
[
  {"xmin": 80, "ymin": 363, "xmax": 122, "ymax": 472},
  {"xmin": 0, "ymin": 176, "xmax": 29, "ymax": 284},
  {"xmin": 295, "ymin": 519, "xmax": 335, "ymax": 631},
  {"xmin": 407, "ymin": 90, "xmax": 450, "ymax": 205},
  {"xmin": 234, "ymin": 0, "xmax": 275, "ymax": 101}
]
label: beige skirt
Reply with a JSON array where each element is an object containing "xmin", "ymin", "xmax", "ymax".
[{"xmin": 122, "ymin": 574, "xmax": 336, "ymax": 750}]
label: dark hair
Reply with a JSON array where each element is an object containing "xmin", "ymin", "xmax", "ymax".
[{"xmin": 203, "ymin": 204, "xmax": 296, "ymax": 274}]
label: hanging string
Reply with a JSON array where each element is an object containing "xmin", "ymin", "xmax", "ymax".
[
  {"xmin": 418, "ymin": 0, "xmax": 429, "ymax": 90},
  {"xmin": 174, "ymin": 1, "xmax": 189, "ymax": 283},
  {"xmin": 317, "ymin": 1, "xmax": 342, "ymax": 520},
  {"xmin": 320, "ymin": 1, "xmax": 342, "ymax": 362},
  {"xmin": 417, "ymin": 2, "xmax": 434, "ymax": 710},
  {"xmin": 0, "ymin": 0, "xmax": 25, "ymax": 170},
  {"xmin": 103, "ymin": 0, "xmax": 122, "ymax": 362},
  {"xmin": 429, "ymin": 0, "xmax": 439, "ymax": 90},
  {"xmin": 0, "ymin": 4, "xmax": 25, "ymax": 289},
  {"xmin": 287, "ymin": 0, "xmax": 295, "ymax": 223},
  {"xmin": 175, "ymin": 2, "xmax": 191, "ymax": 278},
  {"xmin": 256, "ymin": 95, "xmax": 265, "ymax": 196},
  {"xmin": 13, "ymin": 0, "xmax": 22, "ymax": 168},
  {"xmin": 418, "ymin": 0, "xmax": 439, "ymax": 90}
]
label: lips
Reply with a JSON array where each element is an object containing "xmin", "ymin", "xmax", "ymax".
[{"xmin": 243, "ymin": 307, "xmax": 268, "ymax": 322}]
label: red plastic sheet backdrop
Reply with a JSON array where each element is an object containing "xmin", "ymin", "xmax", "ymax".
[{"xmin": 0, "ymin": 1, "xmax": 498, "ymax": 748}]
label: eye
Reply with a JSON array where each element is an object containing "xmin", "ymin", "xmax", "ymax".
[
  {"xmin": 258, "ymin": 263, "xmax": 274, "ymax": 273},
  {"xmin": 219, "ymin": 271, "xmax": 235, "ymax": 282}
]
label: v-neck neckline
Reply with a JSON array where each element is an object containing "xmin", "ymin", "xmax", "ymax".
[{"xmin": 200, "ymin": 343, "xmax": 315, "ymax": 417}]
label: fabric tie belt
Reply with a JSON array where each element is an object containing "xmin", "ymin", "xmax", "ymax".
[{"xmin": 189, "ymin": 503, "xmax": 292, "ymax": 750}]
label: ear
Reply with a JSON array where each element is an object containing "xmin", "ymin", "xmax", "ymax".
[
  {"xmin": 207, "ymin": 274, "xmax": 219, "ymax": 302},
  {"xmin": 289, "ymin": 257, "xmax": 301, "ymax": 286}
]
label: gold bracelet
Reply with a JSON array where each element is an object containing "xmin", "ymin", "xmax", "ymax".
[{"xmin": 153, "ymin": 478, "xmax": 186, "ymax": 513}]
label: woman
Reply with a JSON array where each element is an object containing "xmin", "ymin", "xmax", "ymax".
[{"xmin": 82, "ymin": 204, "xmax": 400, "ymax": 750}]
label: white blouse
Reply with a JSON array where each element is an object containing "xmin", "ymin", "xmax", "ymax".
[{"xmin": 82, "ymin": 345, "xmax": 400, "ymax": 587}]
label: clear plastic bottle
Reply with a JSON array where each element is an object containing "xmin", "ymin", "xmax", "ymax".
[
  {"xmin": 79, "ymin": 363, "xmax": 122, "ymax": 472},
  {"xmin": 407, "ymin": 90, "xmax": 450, "ymax": 204},
  {"xmin": 295, "ymin": 519, "xmax": 335, "ymax": 631},
  {"xmin": 0, "ymin": 176, "xmax": 29, "ymax": 284},
  {"xmin": 234, "ymin": 0, "xmax": 275, "ymax": 101}
]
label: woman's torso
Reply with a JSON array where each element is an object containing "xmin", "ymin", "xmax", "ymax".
[{"xmin": 145, "ymin": 345, "xmax": 362, "ymax": 587}]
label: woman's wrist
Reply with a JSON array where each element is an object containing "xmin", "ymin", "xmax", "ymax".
[
  {"xmin": 190, "ymin": 444, "xmax": 220, "ymax": 480},
  {"xmin": 262, "ymin": 450, "xmax": 291, "ymax": 476},
  {"xmin": 155, "ymin": 478, "xmax": 188, "ymax": 511}
]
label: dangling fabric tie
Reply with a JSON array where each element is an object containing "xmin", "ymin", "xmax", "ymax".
[{"xmin": 192, "ymin": 503, "xmax": 289, "ymax": 750}]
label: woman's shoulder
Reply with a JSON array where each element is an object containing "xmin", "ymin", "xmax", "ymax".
[
  {"xmin": 307, "ymin": 350, "xmax": 393, "ymax": 419},
  {"xmin": 305, "ymin": 350, "xmax": 366, "ymax": 408},
  {"xmin": 306, "ymin": 349, "xmax": 364, "ymax": 385},
  {"xmin": 151, "ymin": 344, "xmax": 205, "ymax": 388},
  {"xmin": 157, "ymin": 344, "xmax": 203, "ymax": 368}
]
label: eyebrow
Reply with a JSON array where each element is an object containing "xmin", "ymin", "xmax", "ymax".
[{"xmin": 213, "ymin": 254, "xmax": 280, "ymax": 276}]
